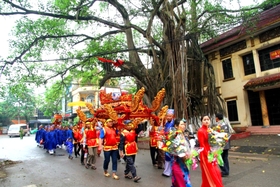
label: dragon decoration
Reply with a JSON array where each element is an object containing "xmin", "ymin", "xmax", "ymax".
[{"xmin": 68, "ymin": 87, "xmax": 168, "ymax": 130}]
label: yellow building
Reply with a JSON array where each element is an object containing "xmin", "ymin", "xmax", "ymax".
[
  {"xmin": 70, "ymin": 84, "xmax": 100, "ymax": 117},
  {"xmin": 69, "ymin": 84, "xmax": 125, "ymax": 118},
  {"xmin": 201, "ymin": 4, "xmax": 280, "ymax": 133}
]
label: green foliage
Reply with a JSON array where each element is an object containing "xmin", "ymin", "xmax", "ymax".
[
  {"xmin": 39, "ymin": 80, "xmax": 69, "ymax": 116},
  {"xmin": 0, "ymin": 102, "xmax": 13, "ymax": 125},
  {"xmin": 0, "ymin": 81, "xmax": 36, "ymax": 125},
  {"xmin": 260, "ymin": 0, "xmax": 280, "ymax": 10},
  {"xmin": 0, "ymin": 0, "xmax": 274, "ymax": 118},
  {"xmin": 126, "ymin": 86, "xmax": 137, "ymax": 94},
  {"xmin": 73, "ymin": 116, "xmax": 79, "ymax": 125},
  {"xmin": 54, "ymin": 0, "xmax": 75, "ymax": 12},
  {"xmin": 61, "ymin": 120, "xmax": 70, "ymax": 127},
  {"xmin": 53, "ymin": 0, "xmax": 91, "ymax": 16}
]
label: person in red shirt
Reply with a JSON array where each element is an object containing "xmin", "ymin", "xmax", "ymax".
[
  {"xmin": 119, "ymin": 120, "xmax": 141, "ymax": 182},
  {"xmin": 149, "ymin": 118, "xmax": 160, "ymax": 167},
  {"xmin": 85, "ymin": 121, "xmax": 99, "ymax": 170},
  {"xmin": 73, "ymin": 125, "xmax": 82, "ymax": 158},
  {"xmin": 197, "ymin": 115, "xmax": 224, "ymax": 187},
  {"xmin": 99, "ymin": 119, "xmax": 119, "ymax": 180}
]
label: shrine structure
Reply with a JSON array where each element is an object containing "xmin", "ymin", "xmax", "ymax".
[{"xmin": 69, "ymin": 87, "xmax": 168, "ymax": 129}]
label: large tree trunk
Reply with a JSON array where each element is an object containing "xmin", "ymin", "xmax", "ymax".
[
  {"xmin": 157, "ymin": 1, "xmax": 191, "ymax": 118},
  {"xmin": 103, "ymin": 0, "xmax": 223, "ymax": 120}
]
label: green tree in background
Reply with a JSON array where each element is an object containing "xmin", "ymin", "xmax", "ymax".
[
  {"xmin": 0, "ymin": 82, "xmax": 36, "ymax": 125},
  {"xmin": 38, "ymin": 81, "xmax": 65, "ymax": 117},
  {"xmin": 1, "ymin": 0, "xmax": 280, "ymax": 119}
]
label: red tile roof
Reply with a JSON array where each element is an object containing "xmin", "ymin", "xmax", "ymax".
[
  {"xmin": 201, "ymin": 4, "xmax": 280, "ymax": 53},
  {"xmin": 11, "ymin": 120, "xmax": 27, "ymax": 124},
  {"xmin": 244, "ymin": 73, "xmax": 280, "ymax": 90}
]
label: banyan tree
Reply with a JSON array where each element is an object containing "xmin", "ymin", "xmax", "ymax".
[{"xmin": 0, "ymin": 0, "xmax": 269, "ymax": 120}]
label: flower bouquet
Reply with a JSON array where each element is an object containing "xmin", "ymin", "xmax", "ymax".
[
  {"xmin": 207, "ymin": 127, "xmax": 230, "ymax": 166},
  {"xmin": 158, "ymin": 127, "xmax": 201, "ymax": 170},
  {"xmin": 184, "ymin": 147, "xmax": 203, "ymax": 170}
]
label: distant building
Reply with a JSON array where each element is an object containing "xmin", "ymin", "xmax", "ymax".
[
  {"xmin": 67, "ymin": 83, "xmax": 100, "ymax": 121},
  {"xmin": 201, "ymin": 4, "xmax": 280, "ymax": 128},
  {"xmin": 67, "ymin": 83, "xmax": 127, "ymax": 123},
  {"xmin": 29, "ymin": 109, "xmax": 51, "ymax": 129},
  {"xmin": 11, "ymin": 120, "xmax": 27, "ymax": 124},
  {"xmin": 62, "ymin": 85, "xmax": 76, "ymax": 121}
]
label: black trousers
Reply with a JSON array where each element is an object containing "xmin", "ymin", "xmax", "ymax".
[
  {"xmin": 80, "ymin": 145, "xmax": 88, "ymax": 164},
  {"xmin": 157, "ymin": 149, "xmax": 165, "ymax": 168},
  {"xmin": 149, "ymin": 145, "xmax": 159, "ymax": 165},
  {"xmin": 124, "ymin": 155, "xmax": 137, "ymax": 177},
  {"xmin": 220, "ymin": 149, "xmax": 229, "ymax": 175},
  {"xmin": 74, "ymin": 143, "xmax": 81, "ymax": 157}
]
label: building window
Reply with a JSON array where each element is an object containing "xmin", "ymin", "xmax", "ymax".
[
  {"xmin": 242, "ymin": 53, "xmax": 255, "ymax": 75},
  {"xmin": 222, "ymin": 58, "xmax": 234, "ymax": 79},
  {"xmin": 85, "ymin": 95, "xmax": 95, "ymax": 103},
  {"xmin": 259, "ymin": 25, "xmax": 280, "ymax": 43},
  {"xmin": 227, "ymin": 100, "xmax": 238, "ymax": 121},
  {"xmin": 259, "ymin": 44, "xmax": 280, "ymax": 71},
  {"xmin": 220, "ymin": 40, "xmax": 247, "ymax": 57}
]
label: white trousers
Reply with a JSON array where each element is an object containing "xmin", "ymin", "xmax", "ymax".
[{"xmin": 162, "ymin": 161, "xmax": 172, "ymax": 176}]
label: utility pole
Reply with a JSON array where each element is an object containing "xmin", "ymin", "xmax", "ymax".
[{"xmin": 15, "ymin": 102, "xmax": 20, "ymax": 124}]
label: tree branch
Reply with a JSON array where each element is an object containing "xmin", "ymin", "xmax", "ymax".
[
  {"xmin": 74, "ymin": 30, "xmax": 124, "ymax": 45},
  {"xmin": 196, "ymin": 6, "xmax": 261, "ymax": 21},
  {"xmin": 3, "ymin": 34, "xmax": 93, "ymax": 65},
  {"xmin": 1, "ymin": 0, "xmax": 126, "ymax": 30},
  {"xmin": 43, "ymin": 63, "xmax": 81, "ymax": 84},
  {"xmin": 144, "ymin": 0, "xmax": 164, "ymax": 52},
  {"xmin": 2, "ymin": 32, "xmax": 127, "ymax": 66},
  {"xmin": 99, "ymin": 69, "xmax": 132, "ymax": 88}
]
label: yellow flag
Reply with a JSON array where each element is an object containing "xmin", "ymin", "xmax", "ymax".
[{"xmin": 67, "ymin": 101, "xmax": 89, "ymax": 107}]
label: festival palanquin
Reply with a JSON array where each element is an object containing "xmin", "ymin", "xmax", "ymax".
[
  {"xmin": 68, "ymin": 87, "xmax": 169, "ymax": 131},
  {"xmin": 52, "ymin": 113, "xmax": 63, "ymax": 125}
]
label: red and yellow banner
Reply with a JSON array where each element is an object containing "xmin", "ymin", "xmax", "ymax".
[{"xmin": 270, "ymin": 49, "xmax": 280, "ymax": 60}]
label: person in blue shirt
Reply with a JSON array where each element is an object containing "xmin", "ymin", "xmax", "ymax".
[
  {"xmin": 65, "ymin": 137, "xmax": 74, "ymax": 160},
  {"xmin": 164, "ymin": 110, "xmax": 175, "ymax": 133},
  {"xmin": 162, "ymin": 109, "xmax": 175, "ymax": 177},
  {"xmin": 55, "ymin": 125, "xmax": 64, "ymax": 148},
  {"xmin": 46, "ymin": 125, "xmax": 57, "ymax": 155},
  {"xmin": 35, "ymin": 125, "xmax": 44, "ymax": 147},
  {"xmin": 66, "ymin": 126, "xmax": 74, "ymax": 139}
]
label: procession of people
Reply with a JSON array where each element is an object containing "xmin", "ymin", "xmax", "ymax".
[{"xmin": 34, "ymin": 108, "xmax": 231, "ymax": 187}]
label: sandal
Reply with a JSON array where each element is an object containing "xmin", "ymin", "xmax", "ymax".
[
  {"xmin": 85, "ymin": 165, "xmax": 89, "ymax": 169},
  {"xmin": 104, "ymin": 172, "xmax": 110, "ymax": 177},
  {"xmin": 133, "ymin": 176, "xmax": 141, "ymax": 182},
  {"xmin": 112, "ymin": 174, "xmax": 119, "ymax": 180},
  {"xmin": 91, "ymin": 166, "xmax": 97, "ymax": 170},
  {"xmin": 124, "ymin": 174, "xmax": 133, "ymax": 179}
]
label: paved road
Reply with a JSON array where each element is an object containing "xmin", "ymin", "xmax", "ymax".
[
  {"xmin": 231, "ymin": 134, "xmax": 280, "ymax": 155},
  {"xmin": 1, "ymin": 134, "xmax": 280, "ymax": 187}
]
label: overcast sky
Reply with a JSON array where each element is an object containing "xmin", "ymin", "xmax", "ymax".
[{"xmin": 0, "ymin": 0, "xmax": 264, "ymax": 60}]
